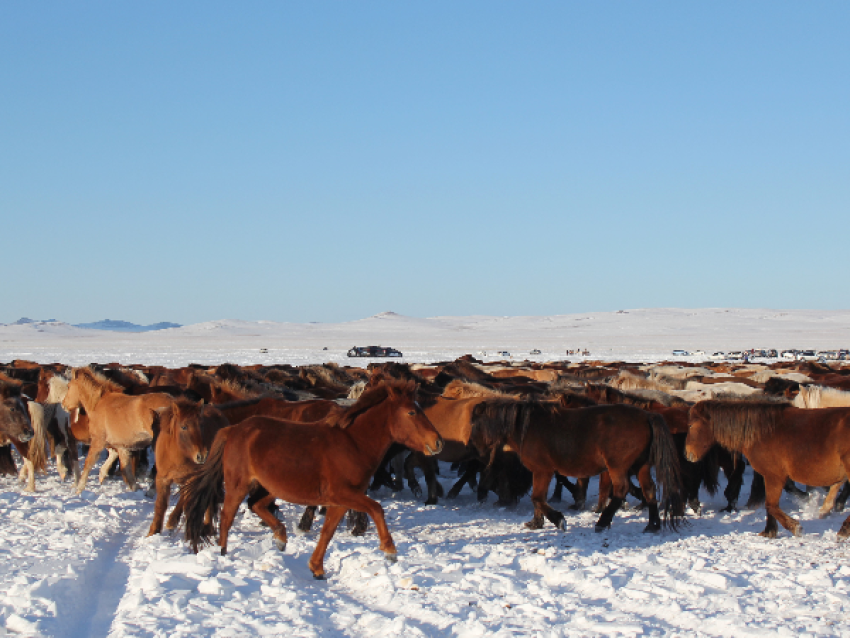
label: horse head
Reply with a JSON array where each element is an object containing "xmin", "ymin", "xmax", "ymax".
[
  {"xmin": 385, "ymin": 383, "xmax": 443, "ymax": 457},
  {"xmin": 164, "ymin": 399, "xmax": 210, "ymax": 465},
  {"xmin": 685, "ymin": 402, "xmax": 716, "ymax": 462},
  {"xmin": 0, "ymin": 397, "xmax": 35, "ymax": 442}
]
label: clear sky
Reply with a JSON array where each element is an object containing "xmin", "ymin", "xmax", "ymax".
[{"xmin": 2, "ymin": 2, "xmax": 848, "ymax": 325}]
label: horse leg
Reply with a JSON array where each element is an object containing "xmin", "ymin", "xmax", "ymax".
[
  {"xmin": 390, "ymin": 451, "xmax": 405, "ymax": 492},
  {"xmin": 147, "ymin": 477, "xmax": 172, "ymax": 536},
  {"xmin": 165, "ymin": 493, "xmax": 186, "ymax": 533},
  {"xmin": 298, "ymin": 506, "xmax": 318, "ymax": 533},
  {"xmin": 594, "ymin": 471, "xmax": 612, "ymax": 514},
  {"xmin": 746, "ymin": 471, "xmax": 766, "ymax": 509},
  {"xmin": 594, "ymin": 471, "xmax": 628, "ymax": 532},
  {"xmin": 447, "ymin": 464, "xmax": 478, "ymax": 499},
  {"xmin": 347, "ymin": 510, "xmax": 369, "ymax": 536},
  {"xmin": 784, "ymin": 479, "xmax": 808, "ymax": 499},
  {"xmin": 819, "ymin": 483, "xmax": 842, "ymax": 519},
  {"xmin": 249, "ymin": 494, "xmax": 287, "ymax": 551},
  {"xmin": 721, "ymin": 453, "xmax": 745, "ymax": 512},
  {"xmin": 76, "ymin": 438, "xmax": 106, "ymax": 494},
  {"xmin": 835, "ymin": 480, "xmax": 850, "ymax": 512},
  {"xmin": 761, "ymin": 476, "xmax": 801, "ymax": 538},
  {"xmin": 403, "ymin": 452, "xmax": 423, "ymax": 499},
  {"xmin": 422, "ymin": 456, "xmax": 440, "ymax": 505},
  {"xmin": 116, "ymin": 448, "xmax": 137, "ymax": 491},
  {"xmin": 98, "ymin": 449, "xmax": 120, "ymax": 484},
  {"xmin": 340, "ymin": 493, "xmax": 397, "ymax": 558},
  {"xmin": 308, "ymin": 505, "xmax": 347, "ymax": 579},
  {"xmin": 526, "ymin": 471, "xmax": 563, "ymax": 530},
  {"xmin": 218, "ymin": 481, "xmax": 251, "ymax": 556},
  {"xmin": 637, "ymin": 465, "xmax": 661, "ymax": 532}
]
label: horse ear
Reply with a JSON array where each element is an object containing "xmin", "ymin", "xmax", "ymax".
[{"xmin": 198, "ymin": 398, "xmax": 204, "ymax": 406}]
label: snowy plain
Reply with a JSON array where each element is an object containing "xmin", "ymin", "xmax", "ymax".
[{"xmin": 1, "ymin": 308, "xmax": 849, "ymax": 638}]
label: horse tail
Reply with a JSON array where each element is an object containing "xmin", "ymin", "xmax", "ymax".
[
  {"xmin": 26, "ymin": 401, "xmax": 49, "ymax": 474},
  {"xmin": 182, "ymin": 426, "xmax": 232, "ymax": 553},
  {"xmin": 647, "ymin": 413, "xmax": 685, "ymax": 531}
]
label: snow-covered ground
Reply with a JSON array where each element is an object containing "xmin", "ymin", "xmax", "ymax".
[
  {"xmin": 2, "ymin": 308, "xmax": 850, "ymax": 368},
  {"xmin": 3, "ymin": 462, "xmax": 849, "ymax": 638},
  {"xmin": 2, "ymin": 309, "xmax": 850, "ymax": 637}
]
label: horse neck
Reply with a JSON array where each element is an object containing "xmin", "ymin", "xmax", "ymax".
[
  {"xmin": 344, "ymin": 399, "xmax": 397, "ymax": 467},
  {"xmin": 74, "ymin": 382, "xmax": 107, "ymax": 414}
]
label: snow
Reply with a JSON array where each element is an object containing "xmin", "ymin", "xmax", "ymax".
[{"xmin": 1, "ymin": 309, "xmax": 849, "ymax": 637}]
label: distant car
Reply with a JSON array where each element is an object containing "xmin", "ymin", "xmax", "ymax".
[
  {"xmin": 529, "ymin": 349, "xmax": 542, "ymax": 355},
  {"xmin": 709, "ymin": 352, "xmax": 726, "ymax": 361},
  {"xmin": 671, "ymin": 350, "xmax": 690, "ymax": 356},
  {"xmin": 727, "ymin": 351, "xmax": 744, "ymax": 360},
  {"xmin": 798, "ymin": 350, "xmax": 818, "ymax": 361},
  {"xmin": 781, "ymin": 350, "xmax": 797, "ymax": 360},
  {"xmin": 691, "ymin": 350, "xmax": 706, "ymax": 358},
  {"xmin": 347, "ymin": 346, "xmax": 403, "ymax": 358},
  {"xmin": 497, "ymin": 351, "xmax": 511, "ymax": 357}
]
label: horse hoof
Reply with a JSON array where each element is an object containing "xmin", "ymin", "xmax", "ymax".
[
  {"xmin": 275, "ymin": 539, "xmax": 287, "ymax": 552},
  {"xmin": 384, "ymin": 552, "xmax": 398, "ymax": 563},
  {"xmin": 524, "ymin": 520, "xmax": 543, "ymax": 530},
  {"xmin": 758, "ymin": 530, "xmax": 777, "ymax": 539},
  {"xmin": 424, "ymin": 498, "xmax": 438, "ymax": 506},
  {"xmin": 556, "ymin": 519, "xmax": 567, "ymax": 531},
  {"xmin": 313, "ymin": 573, "xmax": 326, "ymax": 580},
  {"xmin": 594, "ymin": 525, "xmax": 609, "ymax": 534},
  {"xmin": 643, "ymin": 524, "xmax": 661, "ymax": 534},
  {"xmin": 793, "ymin": 526, "xmax": 804, "ymax": 537}
]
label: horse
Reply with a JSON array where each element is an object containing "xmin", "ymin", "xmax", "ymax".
[
  {"xmin": 685, "ymin": 400, "xmax": 850, "ymax": 539},
  {"xmin": 147, "ymin": 399, "xmax": 228, "ymax": 536},
  {"xmin": 793, "ymin": 385, "xmax": 850, "ymax": 409},
  {"xmin": 61, "ymin": 368, "xmax": 174, "ymax": 493},
  {"xmin": 181, "ymin": 380, "xmax": 443, "ymax": 579},
  {"xmin": 469, "ymin": 399, "xmax": 684, "ymax": 533}
]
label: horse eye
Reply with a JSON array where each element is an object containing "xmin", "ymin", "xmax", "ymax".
[
  {"xmin": 181, "ymin": 425, "xmax": 188, "ymax": 431},
  {"xmin": 408, "ymin": 411, "xmax": 416, "ymax": 416}
]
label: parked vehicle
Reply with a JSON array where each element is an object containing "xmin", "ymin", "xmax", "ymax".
[
  {"xmin": 671, "ymin": 350, "xmax": 690, "ymax": 356},
  {"xmin": 709, "ymin": 352, "xmax": 726, "ymax": 361},
  {"xmin": 529, "ymin": 349, "xmax": 542, "ymax": 355},
  {"xmin": 347, "ymin": 346, "xmax": 403, "ymax": 358}
]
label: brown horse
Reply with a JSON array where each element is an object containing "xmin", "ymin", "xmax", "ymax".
[
  {"xmin": 685, "ymin": 401, "xmax": 850, "ymax": 539},
  {"xmin": 181, "ymin": 381, "xmax": 443, "ymax": 579},
  {"xmin": 470, "ymin": 399, "xmax": 684, "ymax": 533},
  {"xmin": 61, "ymin": 368, "xmax": 174, "ymax": 493},
  {"xmin": 147, "ymin": 399, "xmax": 228, "ymax": 536}
]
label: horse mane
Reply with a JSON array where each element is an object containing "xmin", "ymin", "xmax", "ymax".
[
  {"xmin": 46, "ymin": 374, "xmax": 70, "ymax": 404},
  {"xmin": 691, "ymin": 400, "xmax": 787, "ymax": 449},
  {"xmin": 72, "ymin": 367, "xmax": 123, "ymax": 406},
  {"xmin": 442, "ymin": 380, "xmax": 511, "ymax": 399},
  {"xmin": 469, "ymin": 397, "xmax": 537, "ymax": 464},
  {"xmin": 329, "ymin": 380, "xmax": 417, "ymax": 429}
]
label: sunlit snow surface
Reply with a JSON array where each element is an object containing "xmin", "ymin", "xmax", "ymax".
[{"xmin": 1, "ymin": 309, "xmax": 849, "ymax": 637}]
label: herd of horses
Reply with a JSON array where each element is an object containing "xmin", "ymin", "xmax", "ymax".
[{"xmin": 1, "ymin": 355, "xmax": 849, "ymax": 579}]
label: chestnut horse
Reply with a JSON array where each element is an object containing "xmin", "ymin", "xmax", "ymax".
[
  {"xmin": 61, "ymin": 368, "xmax": 174, "ymax": 493},
  {"xmin": 181, "ymin": 381, "xmax": 443, "ymax": 579},
  {"xmin": 686, "ymin": 400, "xmax": 850, "ymax": 539},
  {"xmin": 470, "ymin": 399, "xmax": 684, "ymax": 533},
  {"xmin": 147, "ymin": 399, "xmax": 228, "ymax": 536}
]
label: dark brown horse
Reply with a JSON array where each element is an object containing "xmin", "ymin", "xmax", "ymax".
[
  {"xmin": 147, "ymin": 399, "xmax": 228, "ymax": 536},
  {"xmin": 181, "ymin": 381, "xmax": 443, "ymax": 579},
  {"xmin": 470, "ymin": 399, "xmax": 684, "ymax": 533},
  {"xmin": 685, "ymin": 401, "xmax": 850, "ymax": 539}
]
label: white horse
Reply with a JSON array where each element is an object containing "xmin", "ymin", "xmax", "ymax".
[{"xmin": 794, "ymin": 385, "xmax": 850, "ymax": 409}]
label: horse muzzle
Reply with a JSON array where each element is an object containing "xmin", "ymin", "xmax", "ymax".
[
  {"xmin": 425, "ymin": 438, "xmax": 443, "ymax": 456},
  {"xmin": 194, "ymin": 451, "xmax": 208, "ymax": 465},
  {"xmin": 18, "ymin": 431, "xmax": 34, "ymax": 443}
]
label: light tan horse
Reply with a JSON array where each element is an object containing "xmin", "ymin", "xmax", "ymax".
[
  {"xmin": 794, "ymin": 385, "xmax": 850, "ymax": 409},
  {"xmin": 61, "ymin": 368, "xmax": 174, "ymax": 494}
]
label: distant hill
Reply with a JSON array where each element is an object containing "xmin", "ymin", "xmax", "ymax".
[{"xmin": 73, "ymin": 319, "xmax": 182, "ymax": 333}]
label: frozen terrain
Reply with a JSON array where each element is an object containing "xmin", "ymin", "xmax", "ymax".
[
  {"xmin": 1, "ymin": 308, "xmax": 849, "ymax": 637},
  {"xmin": 2, "ymin": 308, "xmax": 850, "ymax": 368}
]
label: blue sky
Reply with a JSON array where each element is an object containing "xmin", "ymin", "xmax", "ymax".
[{"xmin": 2, "ymin": 2, "xmax": 848, "ymax": 324}]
